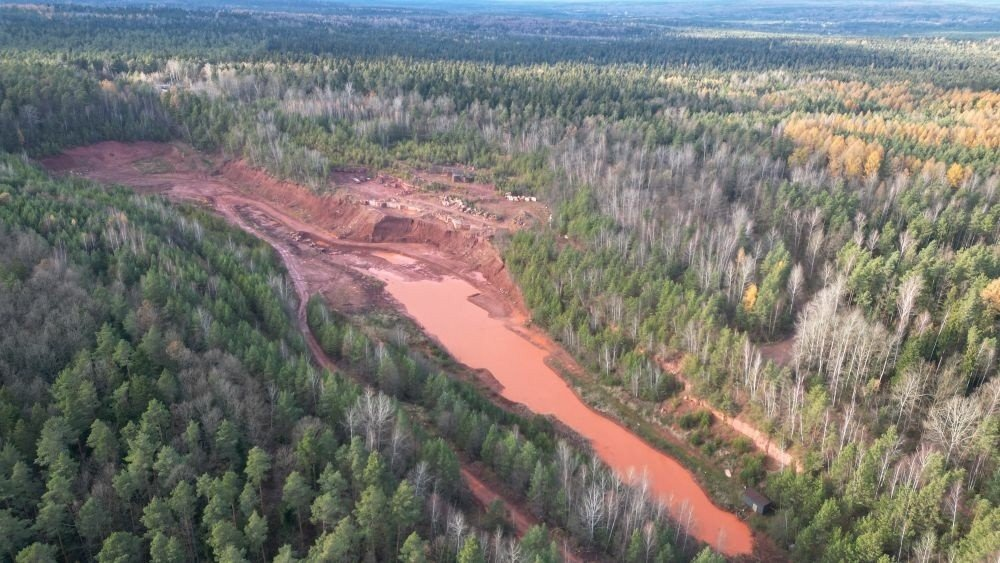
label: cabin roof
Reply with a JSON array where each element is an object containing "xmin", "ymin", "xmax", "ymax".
[{"xmin": 742, "ymin": 488, "xmax": 772, "ymax": 507}]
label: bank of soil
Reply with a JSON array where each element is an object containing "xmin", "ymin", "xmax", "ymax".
[
  {"xmin": 659, "ymin": 358, "xmax": 803, "ymax": 473},
  {"xmin": 42, "ymin": 141, "xmax": 758, "ymax": 558}
]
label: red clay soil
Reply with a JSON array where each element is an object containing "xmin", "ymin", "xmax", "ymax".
[
  {"xmin": 658, "ymin": 357, "xmax": 803, "ymax": 473},
  {"xmin": 372, "ymin": 269, "xmax": 755, "ymax": 556},
  {"xmin": 219, "ymin": 158, "xmax": 524, "ymax": 299},
  {"xmin": 461, "ymin": 466, "xmax": 538, "ymax": 535},
  {"xmin": 759, "ymin": 337, "xmax": 795, "ymax": 367},
  {"xmin": 234, "ymin": 203, "xmax": 588, "ymax": 561},
  {"xmin": 41, "ymin": 141, "xmax": 762, "ymax": 559},
  {"xmin": 461, "ymin": 464, "xmax": 588, "ymax": 563},
  {"xmin": 236, "ymin": 204, "xmax": 575, "ymax": 559},
  {"xmin": 45, "ymin": 141, "xmax": 529, "ymax": 300},
  {"xmin": 41, "ymin": 140, "xmax": 587, "ymax": 551}
]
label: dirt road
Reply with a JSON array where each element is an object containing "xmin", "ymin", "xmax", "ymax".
[
  {"xmin": 42, "ymin": 141, "xmax": 756, "ymax": 558},
  {"xmin": 42, "ymin": 141, "xmax": 576, "ymax": 555},
  {"xmin": 659, "ymin": 358, "xmax": 803, "ymax": 472}
]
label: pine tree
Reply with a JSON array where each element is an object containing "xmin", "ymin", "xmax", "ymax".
[
  {"xmin": 244, "ymin": 447, "xmax": 271, "ymax": 512},
  {"xmin": 691, "ymin": 546, "xmax": 726, "ymax": 563},
  {"xmin": 309, "ymin": 492, "xmax": 342, "ymax": 532},
  {"xmin": 86, "ymin": 420, "xmax": 118, "ymax": 465},
  {"xmin": 354, "ymin": 484, "xmax": 388, "ymax": 559},
  {"xmin": 239, "ymin": 482, "xmax": 259, "ymax": 517},
  {"xmin": 51, "ymin": 367, "xmax": 98, "ymax": 437},
  {"xmin": 390, "ymin": 480, "xmax": 419, "ymax": 553},
  {"xmin": 244, "ymin": 511, "xmax": 268, "ymax": 562},
  {"xmin": 216, "ymin": 544, "xmax": 250, "ymax": 563},
  {"xmin": 97, "ymin": 532, "xmax": 142, "ymax": 563},
  {"xmin": 214, "ymin": 420, "xmax": 241, "ymax": 466},
  {"xmin": 149, "ymin": 532, "xmax": 185, "ymax": 563},
  {"xmin": 272, "ymin": 544, "xmax": 298, "ymax": 563},
  {"xmin": 15, "ymin": 542, "xmax": 58, "ymax": 563},
  {"xmin": 399, "ymin": 532, "xmax": 428, "ymax": 563},
  {"xmin": 307, "ymin": 516, "xmax": 357, "ymax": 561},
  {"xmin": 527, "ymin": 461, "xmax": 550, "ymax": 516},
  {"xmin": 141, "ymin": 496, "xmax": 176, "ymax": 539},
  {"xmin": 0, "ymin": 509, "xmax": 31, "ymax": 561},
  {"xmin": 626, "ymin": 529, "xmax": 644, "ymax": 563},
  {"xmin": 281, "ymin": 471, "xmax": 313, "ymax": 538},
  {"xmin": 208, "ymin": 520, "xmax": 245, "ymax": 560},
  {"xmin": 35, "ymin": 453, "xmax": 75, "ymax": 557},
  {"xmin": 457, "ymin": 536, "xmax": 485, "ymax": 563},
  {"xmin": 75, "ymin": 496, "xmax": 109, "ymax": 547}
]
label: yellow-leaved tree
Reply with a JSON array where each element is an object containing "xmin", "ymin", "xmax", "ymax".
[
  {"xmin": 982, "ymin": 279, "xmax": 1000, "ymax": 314},
  {"xmin": 946, "ymin": 163, "xmax": 967, "ymax": 188},
  {"xmin": 742, "ymin": 283, "xmax": 759, "ymax": 311},
  {"xmin": 864, "ymin": 145, "xmax": 884, "ymax": 178}
]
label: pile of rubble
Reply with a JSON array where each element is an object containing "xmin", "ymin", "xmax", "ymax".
[
  {"xmin": 362, "ymin": 198, "xmax": 406, "ymax": 210},
  {"xmin": 504, "ymin": 192, "xmax": 537, "ymax": 202},
  {"xmin": 442, "ymin": 195, "xmax": 498, "ymax": 220},
  {"xmin": 376, "ymin": 174, "xmax": 417, "ymax": 194}
]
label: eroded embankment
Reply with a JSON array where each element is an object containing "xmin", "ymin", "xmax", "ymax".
[
  {"xmin": 660, "ymin": 358, "xmax": 803, "ymax": 473},
  {"xmin": 218, "ymin": 158, "xmax": 515, "ymax": 297},
  {"xmin": 42, "ymin": 141, "xmax": 755, "ymax": 557},
  {"xmin": 42, "ymin": 141, "xmax": 544, "ymax": 545}
]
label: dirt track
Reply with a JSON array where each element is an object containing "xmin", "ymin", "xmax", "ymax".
[
  {"xmin": 42, "ymin": 141, "xmax": 596, "ymax": 410},
  {"xmin": 42, "ymin": 141, "xmax": 764, "ymax": 559},
  {"xmin": 42, "ymin": 141, "xmax": 561, "ymax": 551},
  {"xmin": 43, "ymin": 141, "xmax": 529, "ymax": 314},
  {"xmin": 659, "ymin": 358, "xmax": 803, "ymax": 472}
]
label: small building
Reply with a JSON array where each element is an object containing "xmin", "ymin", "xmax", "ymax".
[{"xmin": 742, "ymin": 488, "xmax": 772, "ymax": 515}]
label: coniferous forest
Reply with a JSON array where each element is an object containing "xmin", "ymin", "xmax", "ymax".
[{"xmin": 0, "ymin": 2, "xmax": 998, "ymax": 562}]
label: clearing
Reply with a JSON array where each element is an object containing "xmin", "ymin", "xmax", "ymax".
[{"xmin": 43, "ymin": 141, "xmax": 759, "ymax": 558}]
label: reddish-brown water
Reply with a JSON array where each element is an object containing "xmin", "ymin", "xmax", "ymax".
[
  {"xmin": 42, "ymin": 141, "xmax": 753, "ymax": 556},
  {"xmin": 371, "ymin": 268, "xmax": 754, "ymax": 556}
]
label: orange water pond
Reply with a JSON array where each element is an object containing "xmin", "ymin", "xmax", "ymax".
[{"xmin": 371, "ymin": 267, "xmax": 753, "ymax": 556}]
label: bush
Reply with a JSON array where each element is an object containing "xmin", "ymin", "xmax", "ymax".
[
  {"xmin": 731, "ymin": 436, "xmax": 753, "ymax": 455},
  {"xmin": 739, "ymin": 453, "xmax": 766, "ymax": 486},
  {"xmin": 678, "ymin": 410, "xmax": 713, "ymax": 430}
]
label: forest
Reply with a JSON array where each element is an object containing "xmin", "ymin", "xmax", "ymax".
[
  {"xmin": 1, "ymin": 2, "xmax": 998, "ymax": 562},
  {"xmin": 0, "ymin": 153, "xmax": 712, "ymax": 562}
]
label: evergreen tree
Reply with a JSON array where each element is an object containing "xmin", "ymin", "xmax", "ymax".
[
  {"xmin": 281, "ymin": 471, "xmax": 313, "ymax": 538},
  {"xmin": 96, "ymin": 532, "xmax": 143, "ymax": 563},
  {"xmin": 398, "ymin": 532, "xmax": 428, "ymax": 563},
  {"xmin": 354, "ymin": 484, "xmax": 388, "ymax": 559},
  {"xmin": 244, "ymin": 511, "xmax": 268, "ymax": 562},
  {"xmin": 457, "ymin": 536, "xmax": 486, "ymax": 563}
]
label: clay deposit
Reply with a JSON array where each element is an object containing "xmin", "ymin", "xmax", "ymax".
[{"xmin": 43, "ymin": 141, "xmax": 755, "ymax": 557}]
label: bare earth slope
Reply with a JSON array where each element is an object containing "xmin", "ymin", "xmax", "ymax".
[{"xmin": 43, "ymin": 141, "xmax": 758, "ymax": 558}]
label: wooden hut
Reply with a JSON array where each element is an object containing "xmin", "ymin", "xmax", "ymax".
[{"xmin": 742, "ymin": 488, "xmax": 772, "ymax": 515}]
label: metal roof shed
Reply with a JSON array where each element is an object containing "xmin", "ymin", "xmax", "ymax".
[{"xmin": 742, "ymin": 488, "xmax": 773, "ymax": 515}]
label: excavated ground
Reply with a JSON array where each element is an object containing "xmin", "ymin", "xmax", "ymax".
[
  {"xmin": 42, "ymin": 141, "xmax": 775, "ymax": 560},
  {"xmin": 42, "ymin": 140, "xmax": 587, "ymax": 557},
  {"xmin": 44, "ymin": 141, "xmax": 545, "ymax": 315}
]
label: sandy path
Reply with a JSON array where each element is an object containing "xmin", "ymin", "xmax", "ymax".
[
  {"xmin": 660, "ymin": 358, "xmax": 803, "ymax": 473},
  {"xmin": 460, "ymin": 467, "xmax": 537, "ymax": 535}
]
